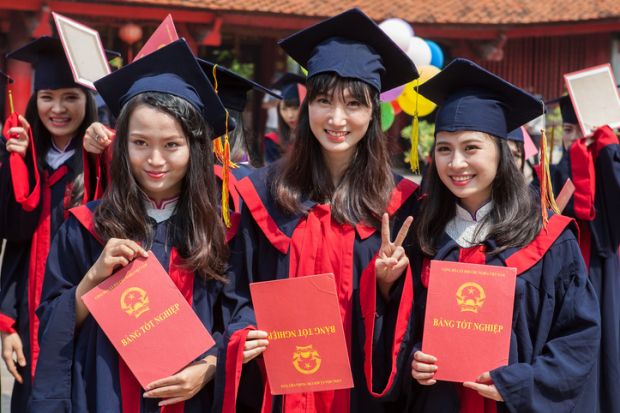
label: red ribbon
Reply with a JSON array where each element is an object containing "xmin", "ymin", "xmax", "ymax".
[{"xmin": 2, "ymin": 112, "xmax": 40, "ymax": 211}]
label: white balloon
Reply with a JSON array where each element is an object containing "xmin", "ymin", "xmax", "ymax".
[
  {"xmin": 406, "ymin": 36, "xmax": 432, "ymax": 67},
  {"xmin": 379, "ymin": 18, "xmax": 414, "ymax": 51}
]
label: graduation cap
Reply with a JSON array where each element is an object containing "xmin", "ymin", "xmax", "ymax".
[
  {"xmin": 418, "ymin": 58, "xmax": 544, "ymax": 140},
  {"xmin": 94, "ymin": 39, "xmax": 229, "ymax": 138},
  {"xmin": 197, "ymin": 59, "xmax": 281, "ymax": 112},
  {"xmin": 6, "ymin": 36, "xmax": 118, "ymax": 91},
  {"xmin": 545, "ymin": 95, "xmax": 578, "ymax": 125},
  {"xmin": 272, "ymin": 73, "xmax": 305, "ymax": 101},
  {"xmin": 278, "ymin": 8, "xmax": 418, "ymax": 93}
]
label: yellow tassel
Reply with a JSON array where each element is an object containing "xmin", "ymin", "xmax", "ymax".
[
  {"xmin": 8, "ymin": 89, "xmax": 14, "ymax": 114},
  {"xmin": 221, "ymin": 111, "xmax": 232, "ymax": 228},
  {"xmin": 539, "ymin": 129, "xmax": 560, "ymax": 227},
  {"xmin": 212, "ymin": 64, "xmax": 219, "ymax": 94},
  {"xmin": 211, "ymin": 64, "xmax": 232, "ymax": 228},
  {"xmin": 409, "ymin": 79, "xmax": 420, "ymax": 173},
  {"xmin": 410, "ymin": 118, "xmax": 419, "ymax": 173}
]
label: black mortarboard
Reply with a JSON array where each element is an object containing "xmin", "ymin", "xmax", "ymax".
[
  {"xmin": 278, "ymin": 8, "xmax": 418, "ymax": 93},
  {"xmin": 6, "ymin": 36, "xmax": 118, "ymax": 91},
  {"xmin": 507, "ymin": 127, "xmax": 524, "ymax": 142},
  {"xmin": 94, "ymin": 39, "xmax": 229, "ymax": 138},
  {"xmin": 272, "ymin": 73, "xmax": 305, "ymax": 101},
  {"xmin": 197, "ymin": 59, "xmax": 281, "ymax": 112},
  {"xmin": 545, "ymin": 95, "xmax": 578, "ymax": 125},
  {"xmin": 419, "ymin": 58, "xmax": 544, "ymax": 140}
]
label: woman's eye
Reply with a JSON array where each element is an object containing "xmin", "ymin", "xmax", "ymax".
[
  {"xmin": 436, "ymin": 146, "xmax": 450, "ymax": 152},
  {"xmin": 316, "ymin": 97, "xmax": 330, "ymax": 104},
  {"xmin": 347, "ymin": 100, "xmax": 361, "ymax": 108},
  {"xmin": 465, "ymin": 145, "xmax": 480, "ymax": 151},
  {"xmin": 166, "ymin": 142, "xmax": 180, "ymax": 148},
  {"xmin": 131, "ymin": 139, "xmax": 147, "ymax": 146}
]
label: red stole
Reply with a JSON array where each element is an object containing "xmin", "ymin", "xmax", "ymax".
[
  {"xmin": 28, "ymin": 166, "xmax": 68, "ymax": 377},
  {"xmin": 456, "ymin": 245, "xmax": 498, "ymax": 413},
  {"xmin": 285, "ymin": 204, "xmax": 355, "ymax": 412}
]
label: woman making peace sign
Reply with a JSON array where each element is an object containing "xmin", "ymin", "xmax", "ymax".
[{"xmin": 217, "ymin": 8, "xmax": 420, "ymax": 413}]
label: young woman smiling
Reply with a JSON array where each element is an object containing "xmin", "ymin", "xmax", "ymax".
[
  {"xmin": 216, "ymin": 8, "xmax": 420, "ymax": 413},
  {"xmin": 31, "ymin": 40, "xmax": 231, "ymax": 412},
  {"xmin": 0, "ymin": 36, "xmax": 97, "ymax": 411},
  {"xmin": 406, "ymin": 59, "xmax": 600, "ymax": 413}
]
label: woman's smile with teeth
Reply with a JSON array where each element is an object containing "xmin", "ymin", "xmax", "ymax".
[
  {"xmin": 326, "ymin": 129, "xmax": 348, "ymax": 137},
  {"xmin": 451, "ymin": 175, "xmax": 474, "ymax": 182},
  {"xmin": 50, "ymin": 117, "xmax": 70, "ymax": 125}
]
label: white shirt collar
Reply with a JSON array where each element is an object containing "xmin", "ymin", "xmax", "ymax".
[
  {"xmin": 145, "ymin": 197, "xmax": 178, "ymax": 223},
  {"xmin": 446, "ymin": 201, "xmax": 494, "ymax": 248},
  {"xmin": 455, "ymin": 201, "xmax": 493, "ymax": 222}
]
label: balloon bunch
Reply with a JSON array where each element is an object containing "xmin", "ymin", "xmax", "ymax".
[
  {"xmin": 378, "ymin": 18, "xmax": 444, "ymax": 129},
  {"xmin": 377, "ymin": 18, "xmax": 443, "ymax": 172}
]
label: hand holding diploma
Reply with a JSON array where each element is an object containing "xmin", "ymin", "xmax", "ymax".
[
  {"xmin": 375, "ymin": 213, "xmax": 413, "ymax": 300},
  {"xmin": 243, "ymin": 330, "xmax": 269, "ymax": 363},
  {"xmin": 144, "ymin": 355, "xmax": 217, "ymax": 406},
  {"xmin": 413, "ymin": 351, "xmax": 504, "ymax": 401},
  {"xmin": 411, "ymin": 350, "xmax": 437, "ymax": 386},
  {"xmin": 76, "ymin": 238, "xmax": 148, "ymax": 327}
]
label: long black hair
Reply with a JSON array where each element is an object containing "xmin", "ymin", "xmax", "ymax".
[
  {"xmin": 94, "ymin": 92, "xmax": 228, "ymax": 281},
  {"xmin": 272, "ymin": 72, "xmax": 394, "ymax": 227},
  {"xmin": 415, "ymin": 135, "xmax": 542, "ymax": 255},
  {"xmin": 24, "ymin": 87, "xmax": 97, "ymax": 208}
]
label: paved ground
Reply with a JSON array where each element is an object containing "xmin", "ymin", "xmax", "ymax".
[{"xmin": 1, "ymin": 360, "xmax": 12, "ymax": 413}]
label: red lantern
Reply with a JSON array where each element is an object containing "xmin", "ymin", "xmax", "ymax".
[{"xmin": 119, "ymin": 23, "xmax": 142, "ymax": 45}]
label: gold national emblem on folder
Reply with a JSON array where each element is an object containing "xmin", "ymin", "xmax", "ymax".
[
  {"xmin": 120, "ymin": 287, "xmax": 150, "ymax": 318},
  {"xmin": 456, "ymin": 282, "xmax": 486, "ymax": 313},
  {"xmin": 292, "ymin": 344, "xmax": 322, "ymax": 375}
]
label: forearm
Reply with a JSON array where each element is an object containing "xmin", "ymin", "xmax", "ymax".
[{"xmin": 74, "ymin": 268, "xmax": 99, "ymax": 328}]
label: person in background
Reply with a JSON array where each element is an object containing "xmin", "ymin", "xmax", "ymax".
[
  {"xmin": 0, "ymin": 36, "xmax": 100, "ymax": 412},
  {"xmin": 263, "ymin": 72, "xmax": 305, "ymax": 164},
  {"xmin": 546, "ymin": 93, "xmax": 620, "ymax": 413}
]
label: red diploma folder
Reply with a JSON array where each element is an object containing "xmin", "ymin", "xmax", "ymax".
[
  {"xmin": 134, "ymin": 14, "xmax": 178, "ymax": 62},
  {"xmin": 556, "ymin": 178, "xmax": 576, "ymax": 213},
  {"xmin": 422, "ymin": 260, "xmax": 516, "ymax": 382},
  {"xmin": 81, "ymin": 252, "xmax": 215, "ymax": 388},
  {"xmin": 250, "ymin": 274, "xmax": 354, "ymax": 395}
]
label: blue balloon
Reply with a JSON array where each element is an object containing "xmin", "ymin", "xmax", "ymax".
[{"xmin": 425, "ymin": 40, "xmax": 444, "ymax": 69}]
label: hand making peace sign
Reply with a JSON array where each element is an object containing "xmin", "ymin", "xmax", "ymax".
[{"xmin": 375, "ymin": 213, "xmax": 413, "ymax": 300}]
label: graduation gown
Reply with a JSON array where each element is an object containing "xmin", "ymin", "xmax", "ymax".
[
  {"xmin": 31, "ymin": 202, "xmax": 224, "ymax": 413},
  {"xmin": 214, "ymin": 165, "xmax": 418, "ymax": 413},
  {"xmin": 0, "ymin": 137, "xmax": 84, "ymax": 412},
  {"xmin": 549, "ymin": 126, "xmax": 620, "ymax": 413},
  {"xmin": 408, "ymin": 214, "xmax": 601, "ymax": 413}
]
